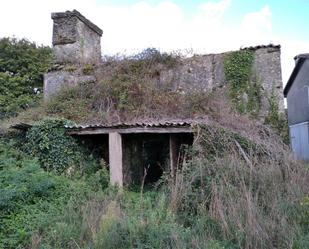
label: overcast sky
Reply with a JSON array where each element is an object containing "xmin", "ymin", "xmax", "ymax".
[{"xmin": 0, "ymin": 0, "xmax": 308, "ymax": 84}]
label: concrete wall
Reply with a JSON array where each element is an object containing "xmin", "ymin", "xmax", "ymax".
[
  {"xmin": 160, "ymin": 53, "xmax": 225, "ymax": 92},
  {"xmin": 286, "ymin": 60, "xmax": 309, "ymax": 125}
]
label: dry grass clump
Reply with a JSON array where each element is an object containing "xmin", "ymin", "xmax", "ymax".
[{"xmin": 168, "ymin": 124, "xmax": 309, "ymax": 249}]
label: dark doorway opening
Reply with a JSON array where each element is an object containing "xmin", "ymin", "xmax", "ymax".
[{"xmin": 142, "ymin": 139, "xmax": 168, "ymax": 184}]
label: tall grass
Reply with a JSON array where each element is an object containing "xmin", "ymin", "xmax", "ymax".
[
  {"xmin": 167, "ymin": 125, "xmax": 309, "ymax": 249},
  {"xmin": 19, "ymin": 125, "xmax": 308, "ymax": 249}
]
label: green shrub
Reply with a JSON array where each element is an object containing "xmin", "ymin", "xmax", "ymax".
[
  {"xmin": 86, "ymin": 166, "xmax": 110, "ymax": 191},
  {"xmin": 0, "ymin": 136, "xmax": 104, "ymax": 249},
  {"xmin": 0, "ymin": 37, "xmax": 52, "ymax": 118},
  {"xmin": 82, "ymin": 64, "xmax": 94, "ymax": 75},
  {"xmin": 0, "ymin": 145, "xmax": 71, "ymax": 248}
]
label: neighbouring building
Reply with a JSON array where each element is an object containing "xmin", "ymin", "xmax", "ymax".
[{"xmin": 284, "ymin": 54, "xmax": 309, "ymax": 160}]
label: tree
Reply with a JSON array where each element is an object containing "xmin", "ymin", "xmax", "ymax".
[{"xmin": 0, "ymin": 37, "xmax": 52, "ymax": 118}]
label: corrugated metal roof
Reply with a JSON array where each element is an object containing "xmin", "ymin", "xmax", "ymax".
[
  {"xmin": 65, "ymin": 118, "xmax": 206, "ymax": 130},
  {"xmin": 11, "ymin": 119, "xmax": 207, "ymax": 132},
  {"xmin": 65, "ymin": 119, "xmax": 202, "ymax": 135}
]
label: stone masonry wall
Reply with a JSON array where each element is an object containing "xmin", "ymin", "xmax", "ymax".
[
  {"xmin": 44, "ymin": 65, "xmax": 96, "ymax": 100},
  {"xmin": 44, "ymin": 10, "xmax": 284, "ymax": 120},
  {"xmin": 52, "ymin": 10, "xmax": 102, "ymax": 65},
  {"xmin": 159, "ymin": 45, "xmax": 284, "ymax": 118},
  {"xmin": 44, "ymin": 10, "xmax": 102, "ymax": 101}
]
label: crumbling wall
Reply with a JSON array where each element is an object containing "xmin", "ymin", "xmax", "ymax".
[
  {"xmin": 52, "ymin": 10, "xmax": 102, "ymax": 65},
  {"xmin": 160, "ymin": 53, "xmax": 225, "ymax": 91},
  {"xmin": 252, "ymin": 46, "xmax": 284, "ymax": 116},
  {"xmin": 160, "ymin": 45, "xmax": 284, "ymax": 118},
  {"xmin": 44, "ymin": 64, "xmax": 96, "ymax": 100},
  {"xmin": 44, "ymin": 10, "xmax": 284, "ymax": 121},
  {"xmin": 44, "ymin": 10, "xmax": 102, "ymax": 101}
]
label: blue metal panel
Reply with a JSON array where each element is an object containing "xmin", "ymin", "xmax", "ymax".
[{"xmin": 290, "ymin": 122, "xmax": 309, "ymax": 160}]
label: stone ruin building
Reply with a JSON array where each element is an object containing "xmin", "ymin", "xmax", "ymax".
[
  {"xmin": 43, "ymin": 10, "xmax": 285, "ymax": 187},
  {"xmin": 44, "ymin": 10, "xmax": 103, "ymax": 100}
]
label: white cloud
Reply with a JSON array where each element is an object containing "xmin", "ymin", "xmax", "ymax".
[
  {"xmin": 198, "ymin": 0, "xmax": 231, "ymax": 20},
  {"xmin": 240, "ymin": 5, "xmax": 273, "ymax": 46},
  {"xmin": 280, "ymin": 40, "xmax": 308, "ymax": 84},
  {"xmin": 0, "ymin": 0, "xmax": 306, "ymax": 85}
]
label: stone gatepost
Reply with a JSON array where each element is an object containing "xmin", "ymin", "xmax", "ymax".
[{"xmin": 44, "ymin": 10, "xmax": 103, "ymax": 100}]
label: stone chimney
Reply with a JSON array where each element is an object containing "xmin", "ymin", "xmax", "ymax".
[{"xmin": 44, "ymin": 10, "xmax": 103, "ymax": 100}]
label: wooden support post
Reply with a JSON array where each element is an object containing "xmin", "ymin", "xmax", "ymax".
[
  {"xmin": 169, "ymin": 134, "xmax": 179, "ymax": 179},
  {"xmin": 109, "ymin": 132, "xmax": 123, "ymax": 187}
]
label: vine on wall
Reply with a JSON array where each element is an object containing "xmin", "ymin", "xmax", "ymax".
[
  {"xmin": 25, "ymin": 118, "xmax": 101, "ymax": 175},
  {"xmin": 265, "ymin": 92, "xmax": 289, "ymax": 143},
  {"xmin": 224, "ymin": 50, "xmax": 261, "ymax": 116}
]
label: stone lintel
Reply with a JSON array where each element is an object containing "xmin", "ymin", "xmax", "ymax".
[{"xmin": 52, "ymin": 9, "xmax": 103, "ymax": 36}]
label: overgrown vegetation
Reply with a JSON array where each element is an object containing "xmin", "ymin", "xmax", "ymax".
[
  {"xmin": 265, "ymin": 91, "xmax": 289, "ymax": 143},
  {"xmin": 1, "ymin": 38, "xmax": 307, "ymax": 248},
  {"xmin": 224, "ymin": 50, "xmax": 261, "ymax": 116},
  {"xmin": 1, "ymin": 123, "xmax": 308, "ymax": 249},
  {"xmin": 0, "ymin": 38, "xmax": 52, "ymax": 118},
  {"xmin": 44, "ymin": 48, "xmax": 214, "ymax": 123},
  {"xmin": 168, "ymin": 124, "xmax": 309, "ymax": 249},
  {"xmin": 25, "ymin": 118, "xmax": 101, "ymax": 175}
]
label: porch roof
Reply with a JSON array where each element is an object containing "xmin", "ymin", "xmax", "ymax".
[
  {"xmin": 11, "ymin": 118, "xmax": 209, "ymax": 135},
  {"xmin": 65, "ymin": 119, "xmax": 200, "ymax": 135}
]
